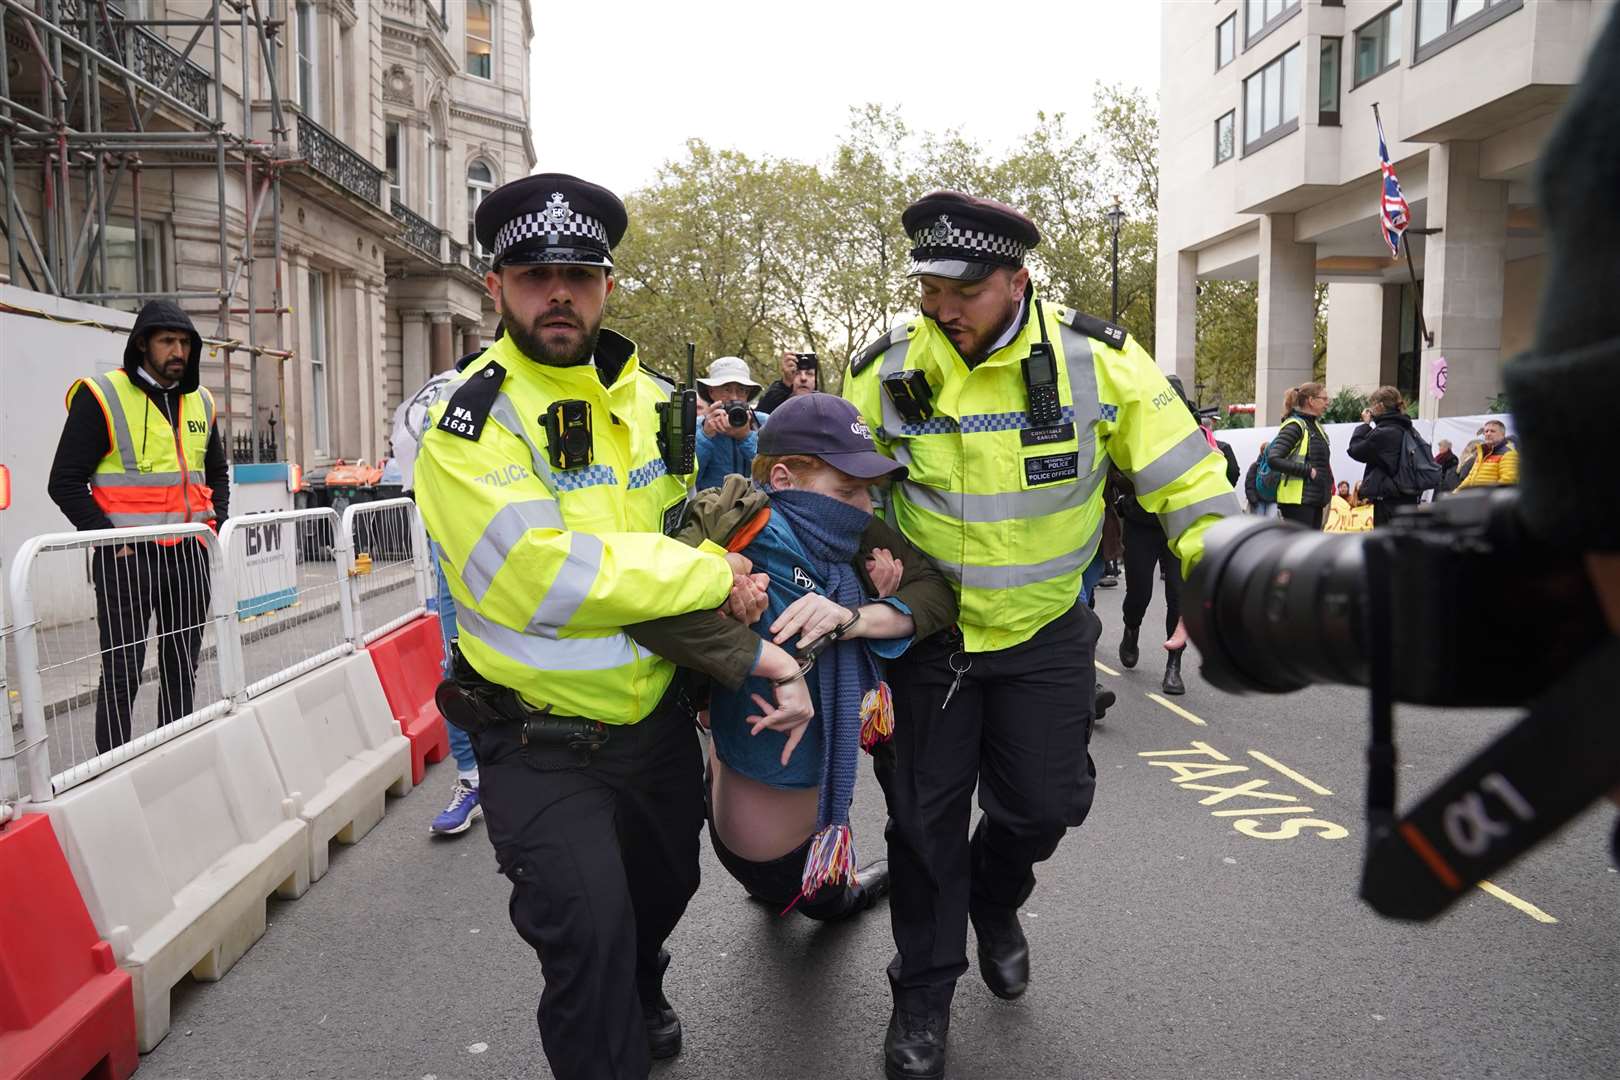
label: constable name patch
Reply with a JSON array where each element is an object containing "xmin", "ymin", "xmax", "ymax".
[
  {"xmin": 1020, "ymin": 421, "xmax": 1075, "ymax": 447},
  {"xmin": 1024, "ymin": 452, "xmax": 1079, "ymax": 486}
]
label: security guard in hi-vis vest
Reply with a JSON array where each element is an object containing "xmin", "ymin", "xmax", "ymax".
[
  {"xmin": 842, "ymin": 191, "xmax": 1238, "ymax": 1080},
  {"xmin": 414, "ymin": 174, "xmax": 813, "ymax": 1080}
]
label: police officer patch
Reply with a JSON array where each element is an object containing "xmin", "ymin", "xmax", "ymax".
[
  {"xmin": 437, "ymin": 362, "xmax": 507, "ymax": 442},
  {"xmin": 1024, "ymin": 452, "xmax": 1079, "ymax": 486}
]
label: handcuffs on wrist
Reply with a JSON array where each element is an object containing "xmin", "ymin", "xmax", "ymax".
[{"xmin": 769, "ymin": 609, "xmax": 861, "ymax": 686}]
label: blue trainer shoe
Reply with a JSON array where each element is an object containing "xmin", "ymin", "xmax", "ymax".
[{"xmin": 430, "ymin": 779, "xmax": 482, "ymax": 836}]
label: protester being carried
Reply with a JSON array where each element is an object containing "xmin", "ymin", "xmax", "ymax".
[
  {"xmin": 1267, "ymin": 383, "xmax": 1333, "ymax": 529},
  {"xmin": 672, "ymin": 394, "xmax": 957, "ymax": 920}
]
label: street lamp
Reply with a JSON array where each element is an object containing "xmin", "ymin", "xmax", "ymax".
[{"xmin": 1105, "ymin": 197, "xmax": 1126, "ymax": 323}]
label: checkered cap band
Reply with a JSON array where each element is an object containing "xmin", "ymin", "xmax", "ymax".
[
  {"xmin": 909, "ymin": 219, "xmax": 1027, "ymax": 267},
  {"xmin": 494, "ymin": 209, "xmax": 611, "ymax": 261}
]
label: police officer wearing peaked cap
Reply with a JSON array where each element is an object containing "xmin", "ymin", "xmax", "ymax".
[
  {"xmin": 413, "ymin": 173, "xmax": 816, "ymax": 1080},
  {"xmin": 842, "ymin": 190, "xmax": 1239, "ymax": 1079}
]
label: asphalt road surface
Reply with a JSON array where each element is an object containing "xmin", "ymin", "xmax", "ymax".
[{"xmin": 141, "ymin": 585, "xmax": 1619, "ymax": 1080}]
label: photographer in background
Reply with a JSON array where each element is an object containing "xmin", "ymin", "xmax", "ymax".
[
  {"xmin": 695, "ymin": 356, "xmax": 768, "ymax": 491},
  {"xmin": 757, "ymin": 350, "xmax": 819, "ymax": 413},
  {"xmin": 1349, "ymin": 386, "xmax": 1425, "ymax": 527}
]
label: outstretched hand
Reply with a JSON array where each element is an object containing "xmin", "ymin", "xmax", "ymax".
[{"xmin": 746, "ymin": 683, "xmax": 814, "ymax": 766}]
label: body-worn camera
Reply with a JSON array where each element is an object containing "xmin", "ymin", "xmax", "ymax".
[
  {"xmin": 543, "ymin": 400, "xmax": 593, "ymax": 470},
  {"xmin": 1183, "ymin": 488, "xmax": 1618, "ymax": 922},
  {"xmin": 723, "ymin": 401, "xmax": 752, "ymax": 428}
]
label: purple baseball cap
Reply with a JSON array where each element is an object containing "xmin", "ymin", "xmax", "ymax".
[{"xmin": 758, "ymin": 393, "xmax": 907, "ymax": 481}]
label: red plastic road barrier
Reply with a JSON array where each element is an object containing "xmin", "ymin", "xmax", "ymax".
[
  {"xmin": 0, "ymin": 814, "xmax": 138, "ymax": 1080},
  {"xmin": 365, "ymin": 613, "xmax": 450, "ymax": 785}
]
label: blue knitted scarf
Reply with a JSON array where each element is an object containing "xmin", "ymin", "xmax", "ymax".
[{"xmin": 763, "ymin": 486, "xmax": 887, "ymax": 897}]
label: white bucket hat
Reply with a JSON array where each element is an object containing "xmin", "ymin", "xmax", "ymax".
[{"xmin": 696, "ymin": 356, "xmax": 763, "ymax": 400}]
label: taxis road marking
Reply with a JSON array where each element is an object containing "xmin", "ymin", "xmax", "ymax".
[
  {"xmin": 1246, "ymin": 750, "xmax": 1332, "ymax": 796},
  {"xmin": 1095, "ymin": 661, "xmax": 1120, "ymax": 677},
  {"xmin": 1477, "ymin": 880, "xmax": 1558, "ymax": 924},
  {"xmin": 1147, "ymin": 693, "xmax": 1206, "ymax": 726}
]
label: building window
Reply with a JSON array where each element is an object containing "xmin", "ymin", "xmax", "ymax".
[
  {"xmin": 385, "ymin": 120, "xmax": 405, "ymax": 206},
  {"xmin": 308, "ymin": 269, "xmax": 331, "ymax": 455},
  {"xmin": 1245, "ymin": 0, "xmax": 1300, "ymax": 46},
  {"xmin": 1216, "ymin": 14, "xmax": 1236, "ymax": 69},
  {"xmin": 467, "ymin": 160, "xmax": 496, "ymax": 254},
  {"xmin": 465, "ymin": 0, "xmax": 493, "ymax": 79},
  {"xmin": 1354, "ymin": 4, "xmax": 1403, "ymax": 85},
  {"xmin": 1416, "ymin": 0, "xmax": 1520, "ymax": 61},
  {"xmin": 1243, "ymin": 45, "xmax": 1301, "ymax": 154},
  {"xmin": 101, "ymin": 219, "xmax": 164, "ymax": 310},
  {"xmin": 294, "ymin": 0, "xmax": 318, "ymax": 119},
  {"xmin": 1214, "ymin": 111, "xmax": 1235, "ymax": 165},
  {"xmin": 1319, "ymin": 37, "xmax": 1342, "ymax": 125},
  {"xmin": 426, "ymin": 136, "xmax": 439, "ymax": 225}
]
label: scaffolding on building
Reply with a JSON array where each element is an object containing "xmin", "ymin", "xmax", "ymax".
[{"xmin": 0, "ymin": 0, "xmax": 291, "ymax": 455}]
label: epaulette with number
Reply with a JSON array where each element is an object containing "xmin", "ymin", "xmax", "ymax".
[
  {"xmin": 850, "ymin": 324, "xmax": 910, "ymax": 376},
  {"xmin": 436, "ymin": 361, "xmax": 507, "ymax": 441},
  {"xmin": 1056, "ymin": 307, "xmax": 1128, "ymax": 350}
]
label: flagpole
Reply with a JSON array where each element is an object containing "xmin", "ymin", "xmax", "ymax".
[{"xmin": 1373, "ymin": 103, "xmax": 1435, "ymax": 349}]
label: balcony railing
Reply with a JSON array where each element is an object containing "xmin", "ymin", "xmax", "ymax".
[
  {"xmin": 295, "ymin": 113, "xmax": 384, "ymax": 207},
  {"xmin": 391, "ymin": 200, "xmax": 440, "ymax": 259},
  {"xmin": 58, "ymin": 0, "xmax": 213, "ymax": 117}
]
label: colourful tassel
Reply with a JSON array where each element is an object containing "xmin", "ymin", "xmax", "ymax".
[
  {"xmin": 798, "ymin": 823, "xmax": 857, "ymax": 899},
  {"xmin": 860, "ymin": 682, "xmax": 894, "ymax": 753}
]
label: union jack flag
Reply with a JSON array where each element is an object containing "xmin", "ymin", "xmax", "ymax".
[{"xmin": 1377, "ymin": 114, "xmax": 1410, "ymax": 258}]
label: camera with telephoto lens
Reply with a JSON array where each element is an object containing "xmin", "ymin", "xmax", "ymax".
[
  {"xmin": 1183, "ymin": 488, "xmax": 1620, "ymax": 923},
  {"xmin": 723, "ymin": 401, "xmax": 752, "ymax": 429}
]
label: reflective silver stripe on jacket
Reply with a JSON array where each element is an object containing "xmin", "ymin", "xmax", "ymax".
[
  {"xmin": 90, "ymin": 470, "xmax": 184, "ymax": 487},
  {"xmin": 105, "ymin": 511, "xmax": 187, "ymax": 526},
  {"xmin": 460, "ymin": 498, "xmax": 568, "ymax": 604},
  {"xmin": 1158, "ymin": 491, "xmax": 1241, "ymax": 538},
  {"xmin": 92, "ymin": 373, "xmax": 140, "ymax": 471},
  {"xmin": 1130, "ymin": 429, "xmax": 1218, "ymax": 495},
  {"xmin": 526, "ymin": 532, "xmax": 602, "ymax": 638},
  {"xmin": 934, "ymin": 527, "xmax": 1102, "ymax": 591},
  {"xmin": 899, "ymin": 462, "xmax": 1106, "ymax": 524},
  {"xmin": 488, "ymin": 393, "xmax": 559, "ymax": 496},
  {"xmin": 458, "ymin": 607, "xmax": 639, "ymax": 672}
]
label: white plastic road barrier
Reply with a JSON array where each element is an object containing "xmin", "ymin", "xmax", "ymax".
[
  {"xmin": 245, "ymin": 652, "xmax": 412, "ymax": 882},
  {"xmin": 28, "ymin": 707, "xmax": 309, "ymax": 1052}
]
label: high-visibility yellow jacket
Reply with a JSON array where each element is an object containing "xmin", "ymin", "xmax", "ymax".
[
  {"xmin": 67, "ymin": 370, "xmax": 217, "ymax": 542},
  {"xmin": 843, "ymin": 298, "xmax": 1237, "ymax": 652},
  {"xmin": 416, "ymin": 329, "xmax": 735, "ymax": 723}
]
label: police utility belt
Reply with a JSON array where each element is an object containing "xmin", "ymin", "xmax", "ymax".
[{"xmin": 435, "ymin": 641, "xmax": 610, "ymax": 755}]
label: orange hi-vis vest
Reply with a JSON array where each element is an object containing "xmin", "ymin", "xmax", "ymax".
[{"xmin": 67, "ymin": 370, "xmax": 217, "ymax": 542}]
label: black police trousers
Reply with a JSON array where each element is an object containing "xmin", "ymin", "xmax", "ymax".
[
  {"xmin": 874, "ymin": 602, "xmax": 1101, "ymax": 1007},
  {"xmin": 92, "ymin": 540, "xmax": 212, "ymax": 754},
  {"xmin": 1121, "ymin": 517, "xmax": 1181, "ymax": 639},
  {"xmin": 468, "ymin": 681, "xmax": 704, "ymax": 1080}
]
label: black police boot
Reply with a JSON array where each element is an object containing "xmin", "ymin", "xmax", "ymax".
[
  {"xmin": 1094, "ymin": 682, "xmax": 1116, "ymax": 721},
  {"xmin": 970, "ymin": 906, "xmax": 1030, "ymax": 1000},
  {"xmin": 640, "ymin": 949, "xmax": 682, "ymax": 1059},
  {"xmin": 1162, "ymin": 647, "xmax": 1186, "ymax": 696},
  {"xmin": 1119, "ymin": 623, "xmax": 1141, "ymax": 669},
  {"xmin": 884, "ymin": 1004, "xmax": 949, "ymax": 1080}
]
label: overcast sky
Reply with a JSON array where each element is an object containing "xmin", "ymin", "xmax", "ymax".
[{"xmin": 528, "ymin": 0, "xmax": 1164, "ymax": 196}]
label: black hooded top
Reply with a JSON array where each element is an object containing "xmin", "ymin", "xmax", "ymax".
[{"xmin": 48, "ymin": 300, "xmax": 231, "ymax": 531}]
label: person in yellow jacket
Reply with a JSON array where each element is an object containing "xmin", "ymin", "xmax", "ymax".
[
  {"xmin": 842, "ymin": 191, "xmax": 1237, "ymax": 1080},
  {"xmin": 413, "ymin": 174, "xmax": 813, "ymax": 1080},
  {"xmin": 1456, "ymin": 419, "xmax": 1520, "ymax": 488}
]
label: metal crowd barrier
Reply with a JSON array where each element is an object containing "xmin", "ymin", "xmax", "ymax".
[
  {"xmin": 342, "ymin": 498, "xmax": 430, "ymax": 645},
  {"xmin": 4, "ymin": 524, "xmax": 238, "ymax": 800},
  {"xmin": 218, "ymin": 508, "xmax": 356, "ymax": 699}
]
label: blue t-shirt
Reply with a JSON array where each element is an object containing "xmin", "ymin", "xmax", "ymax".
[
  {"xmin": 694, "ymin": 409, "xmax": 768, "ymax": 491},
  {"xmin": 708, "ymin": 510, "xmax": 910, "ymax": 789}
]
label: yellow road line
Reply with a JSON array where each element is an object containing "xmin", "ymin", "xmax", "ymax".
[
  {"xmin": 1478, "ymin": 881, "xmax": 1557, "ymax": 923},
  {"xmin": 1095, "ymin": 661, "xmax": 1120, "ymax": 677},
  {"xmin": 1147, "ymin": 693, "xmax": 1206, "ymax": 726},
  {"xmin": 1247, "ymin": 750, "xmax": 1333, "ymax": 796}
]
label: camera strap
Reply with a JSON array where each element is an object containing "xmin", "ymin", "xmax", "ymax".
[{"xmin": 1359, "ymin": 634, "xmax": 1620, "ymax": 921}]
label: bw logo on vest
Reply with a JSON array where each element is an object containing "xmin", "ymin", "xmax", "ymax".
[{"xmin": 188, "ymin": 419, "xmax": 207, "ymax": 434}]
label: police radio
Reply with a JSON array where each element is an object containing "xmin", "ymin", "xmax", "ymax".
[
  {"xmin": 1023, "ymin": 301, "xmax": 1062, "ymax": 427},
  {"xmin": 543, "ymin": 400, "xmax": 593, "ymax": 470},
  {"xmin": 657, "ymin": 341, "xmax": 697, "ymax": 474}
]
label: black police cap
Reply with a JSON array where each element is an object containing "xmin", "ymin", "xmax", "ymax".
[
  {"xmin": 474, "ymin": 173, "xmax": 628, "ymax": 270},
  {"xmin": 901, "ymin": 190, "xmax": 1041, "ymax": 282}
]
